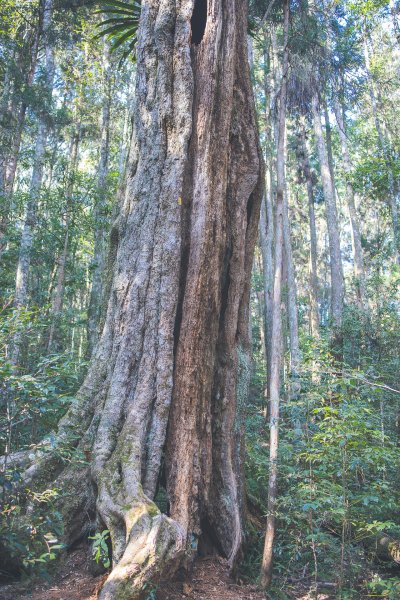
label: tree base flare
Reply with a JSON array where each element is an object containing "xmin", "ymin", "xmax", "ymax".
[{"xmin": 99, "ymin": 512, "xmax": 185, "ymax": 600}]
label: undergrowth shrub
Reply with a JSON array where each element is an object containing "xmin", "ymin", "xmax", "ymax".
[
  {"xmin": 0, "ymin": 308, "xmax": 86, "ymax": 578},
  {"xmin": 244, "ymin": 322, "xmax": 400, "ymax": 597}
]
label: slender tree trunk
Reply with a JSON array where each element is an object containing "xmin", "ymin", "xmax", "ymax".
[
  {"xmin": 14, "ymin": 122, "xmax": 47, "ymax": 307},
  {"xmin": 0, "ymin": 22, "xmax": 41, "ymax": 263},
  {"xmin": 47, "ymin": 220, "xmax": 69, "ymax": 351},
  {"xmin": 363, "ymin": 28, "xmax": 399, "ymax": 258},
  {"xmin": 298, "ymin": 118, "xmax": 319, "ymax": 337},
  {"xmin": 87, "ymin": 44, "xmax": 112, "ymax": 357},
  {"xmin": 19, "ymin": 2, "xmax": 263, "ymax": 598},
  {"xmin": 12, "ymin": 0, "xmax": 55, "ymax": 365},
  {"xmin": 261, "ymin": 0, "xmax": 289, "ymax": 588},
  {"xmin": 283, "ymin": 188, "xmax": 300, "ymax": 379},
  {"xmin": 259, "ymin": 184, "xmax": 274, "ymax": 401},
  {"xmin": 312, "ymin": 91, "xmax": 344, "ymax": 330},
  {"xmin": 0, "ymin": 59, "xmax": 14, "ymax": 212},
  {"xmin": 47, "ymin": 128, "xmax": 80, "ymax": 352},
  {"xmin": 5, "ymin": 23, "xmax": 40, "ymax": 195},
  {"xmin": 390, "ymin": 0, "xmax": 400, "ymax": 46},
  {"xmin": 259, "ymin": 37, "xmax": 274, "ymax": 401},
  {"xmin": 323, "ymin": 99, "xmax": 336, "ymax": 193},
  {"xmin": 333, "ymin": 96, "xmax": 367, "ymax": 308}
]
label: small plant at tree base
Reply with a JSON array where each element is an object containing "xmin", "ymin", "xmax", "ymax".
[
  {"xmin": 142, "ymin": 581, "xmax": 158, "ymax": 600},
  {"xmin": 89, "ymin": 529, "xmax": 111, "ymax": 568},
  {"xmin": 366, "ymin": 576, "xmax": 400, "ymax": 599}
]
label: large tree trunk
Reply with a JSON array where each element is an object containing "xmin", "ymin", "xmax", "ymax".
[
  {"xmin": 22, "ymin": 2, "xmax": 263, "ymax": 598},
  {"xmin": 312, "ymin": 91, "xmax": 344, "ymax": 331}
]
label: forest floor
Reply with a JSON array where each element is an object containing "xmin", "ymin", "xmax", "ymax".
[{"xmin": 0, "ymin": 546, "xmax": 335, "ymax": 600}]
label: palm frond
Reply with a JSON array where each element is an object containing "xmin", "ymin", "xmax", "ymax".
[{"xmin": 95, "ymin": 0, "xmax": 141, "ymax": 63}]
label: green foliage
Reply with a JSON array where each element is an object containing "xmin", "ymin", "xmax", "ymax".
[
  {"xmin": 367, "ymin": 576, "xmax": 400, "ymax": 599},
  {"xmin": 89, "ymin": 529, "xmax": 111, "ymax": 568},
  {"xmin": 347, "ymin": 0, "xmax": 390, "ymax": 19},
  {"xmin": 0, "ymin": 306, "xmax": 87, "ymax": 575},
  {"xmin": 141, "ymin": 581, "xmax": 158, "ymax": 600},
  {"xmin": 246, "ymin": 319, "xmax": 400, "ymax": 595},
  {"xmin": 0, "ymin": 474, "xmax": 64, "ymax": 578},
  {"xmin": 0, "ymin": 307, "xmax": 86, "ymax": 453}
]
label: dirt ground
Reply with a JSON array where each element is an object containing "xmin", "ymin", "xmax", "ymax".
[{"xmin": 0, "ymin": 547, "xmax": 335, "ymax": 600}]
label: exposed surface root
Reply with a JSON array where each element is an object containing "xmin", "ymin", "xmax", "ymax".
[{"xmin": 98, "ymin": 512, "xmax": 185, "ymax": 599}]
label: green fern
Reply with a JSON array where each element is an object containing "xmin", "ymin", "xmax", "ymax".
[{"xmin": 95, "ymin": 0, "xmax": 141, "ymax": 62}]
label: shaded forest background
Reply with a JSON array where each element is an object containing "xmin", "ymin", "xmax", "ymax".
[{"xmin": 0, "ymin": 0, "xmax": 399, "ymax": 597}]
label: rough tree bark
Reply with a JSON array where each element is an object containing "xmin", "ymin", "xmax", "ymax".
[{"xmin": 18, "ymin": 1, "xmax": 263, "ymax": 598}]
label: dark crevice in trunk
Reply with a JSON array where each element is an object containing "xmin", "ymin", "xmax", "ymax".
[
  {"xmin": 198, "ymin": 516, "xmax": 224, "ymax": 557},
  {"xmin": 191, "ymin": 0, "xmax": 208, "ymax": 45}
]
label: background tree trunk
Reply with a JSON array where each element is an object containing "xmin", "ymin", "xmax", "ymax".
[
  {"xmin": 259, "ymin": 186, "xmax": 274, "ymax": 401},
  {"xmin": 47, "ymin": 126, "xmax": 81, "ymax": 352},
  {"xmin": 12, "ymin": 0, "xmax": 55, "ymax": 365},
  {"xmin": 87, "ymin": 43, "xmax": 113, "ymax": 357},
  {"xmin": 0, "ymin": 21, "xmax": 41, "ymax": 265},
  {"xmin": 261, "ymin": 0, "xmax": 289, "ymax": 588},
  {"xmin": 363, "ymin": 28, "xmax": 399, "ymax": 259},
  {"xmin": 259, "ymin": 38, "xmax": 275, "ymax": 402},
  {"xmin": 333, "ymin": 96, "xmax": 367, "ymax": 308},
  {"xmin": 312, "ymin": 91, "xmax": 344, "ymax": 331},
  {"xmin": 298, "ymin": 119, "xmax": 319, "ymax": 337},
  {"xmin": 283, "ymin": 188, "xmax": 300, "ymax": 381}
]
